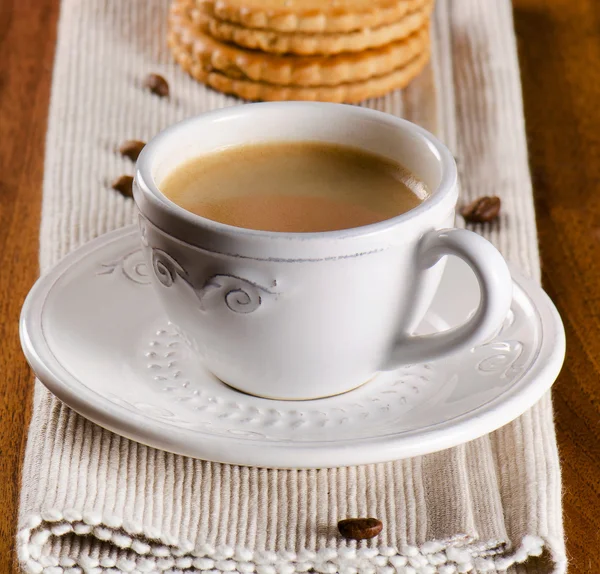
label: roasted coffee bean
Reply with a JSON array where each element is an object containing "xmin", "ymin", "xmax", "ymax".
[
  {"xmin": 111, "ymin": 175, "xmax": 134, "ymax": 198},
  {"xmin": 460, "ymin": 195, "xmax": 501, "ymax": 223},
  {"xmin": 337, "ymin": 517, "xmax": 383, "ymax": 540},
  {"xmin": 143, "ymin": 73, "xmax": 169, "ymax": 98},
  {"xmin": 118, "ymin": 140, "xmax": 145, "ymax": 162}
]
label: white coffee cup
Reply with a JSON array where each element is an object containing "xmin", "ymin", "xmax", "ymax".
[{"xmin": 134, "ymin": 102, "xmax": 512, "ymax": 400}]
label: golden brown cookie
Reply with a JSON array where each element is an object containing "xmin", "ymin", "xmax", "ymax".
[
  {"xmin": 188, "ymin": 2, "xmax": 433, "ymax": 55},
  {"xmin": 198, "ymin": 0, "xmax": 431, "ymax": 33},
  {"xmin": 171, "ymin": 47, "xmax": 430, "ymax": 103},
  {"xmin": 169, "ymin": 4, "xmax": 430, "ymax": 86}
]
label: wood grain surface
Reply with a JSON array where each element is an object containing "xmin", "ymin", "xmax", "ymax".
[
  {"xmin": 0, "ymin": 1, "xmax": 598, "ymax": 572},
  {"xmin": 0, "ymin": 0, "xmax": 58, "ymax": 571},
  {"xmin": 514, "ymin": 0, "xmax": 600, "ymax": 570}
]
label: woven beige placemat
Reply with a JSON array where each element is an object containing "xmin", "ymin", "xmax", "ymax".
[{"xmin": 17, "ymin": 1, "xmax": 565, "ymax": 572}]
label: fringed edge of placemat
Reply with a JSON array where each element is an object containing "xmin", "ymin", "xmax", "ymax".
[{"xmin": 17, "ymin": 511, "xmax": 554, "ymax": 574}]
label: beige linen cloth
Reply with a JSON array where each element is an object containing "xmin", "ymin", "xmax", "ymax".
[{"xmin": 17, "ymin": 1, "xmax": 566, "ymax": 573}]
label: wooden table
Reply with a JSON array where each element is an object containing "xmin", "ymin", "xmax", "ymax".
[{"xmin": 1, "ymin": 0, "xmax": 599, "ymax": 571}]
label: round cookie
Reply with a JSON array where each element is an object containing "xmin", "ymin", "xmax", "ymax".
[
  {"xmin": 198, "ymin": 0, "xmax": 431, "ymax": 33},
  {"xmin": 169, "ymin": 4, "xmax": 430, "ymax": 86},
  {"xmin": 170, "ymin": 46, "xmax": 430, "ymax": 103},
  {"xmin": 188, "ymin": 2, "xmax": 433, "ymax": 55}
]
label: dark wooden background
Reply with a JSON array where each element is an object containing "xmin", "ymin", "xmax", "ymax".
[{"xmin": 1, "ymin": 0, "xmax": 599, "ymax": 571}]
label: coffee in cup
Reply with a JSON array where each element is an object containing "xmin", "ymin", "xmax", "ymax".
[{"xmin": 160, "ymin": 141, "xmax": 429, "ymax": 233}]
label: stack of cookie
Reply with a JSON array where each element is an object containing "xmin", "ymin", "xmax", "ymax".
[{"xmin": 167, "ymin": 0, "xmax": 433, "ymax": 103}]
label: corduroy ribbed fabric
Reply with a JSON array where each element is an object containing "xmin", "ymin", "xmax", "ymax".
[{"xmin": 17, "ymin": 1, "xmax": 565, "ymax": 572}]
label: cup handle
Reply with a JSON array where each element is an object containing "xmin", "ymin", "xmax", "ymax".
[{"xmin": 383, "ymin": 228, "xmax": 513, "ymax": 368}]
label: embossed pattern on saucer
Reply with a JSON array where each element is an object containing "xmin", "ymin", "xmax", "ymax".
[{"xmin": 20, "ymin": 226, "xmax": 565, "ymax": 468}]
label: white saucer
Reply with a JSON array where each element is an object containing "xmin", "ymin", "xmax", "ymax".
[{"xmin": 20, "ymin": 226, "xmax": 565, "ymax": 469}]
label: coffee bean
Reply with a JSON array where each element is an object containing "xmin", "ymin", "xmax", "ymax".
[
  {"xmin": 111, "ymin": 175, "xmax": 134, "ymax": 198},
  {"xmin": 143, "ymin": 73, "xmax": 169, "ymax": 98},
  {"xmin": 460, "ymin": 196, "xmax": 501, "ymax": 223},
  {"xmin": 337, "ymin": 517, "xmax": 383, "ymax": 540},
  {"xmin": 118, "ymin": 140, "xmax": 145, "ymax": 162}
]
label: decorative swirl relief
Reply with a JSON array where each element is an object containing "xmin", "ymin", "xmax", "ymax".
[
  {"xmin": 97, "ymin": 250, "xmax": 151, "ymax": 285},
  {"xmin": 472, "ymin": 307, "xmax": 525, "ymax": 379},
  {"xmin": 99, "ymin": 248, "xmax": 278, "ymax": 315},
  {"xmin": 196, "ymin": 275, "xmax": 278, "ymax": 314},
  {"xmin": 151, "ymin": 249, "xmax": 186, "ymax": 287},
  {"xmin": 475, "ymin": 340, "xmax": 524, "ymax": 379}
]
